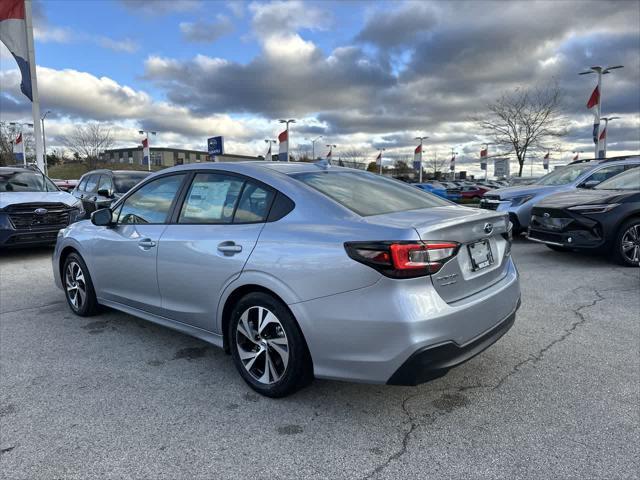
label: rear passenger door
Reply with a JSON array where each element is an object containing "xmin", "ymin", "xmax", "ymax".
[{"xmin": 157, "ymin": 171, "xmax": 275, "ymax": 332}]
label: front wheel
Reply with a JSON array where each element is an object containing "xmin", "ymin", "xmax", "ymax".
[
  {"xmin": 229, "ymin": 292, "xmax": 313, "ymax": 398},
  {"xmin": 63, "ymin": 253, "xmax": 100, "ymax": 316},
  {"xmin": 613, "ymin": 219, "xmax": 640, "ymax": 267}
]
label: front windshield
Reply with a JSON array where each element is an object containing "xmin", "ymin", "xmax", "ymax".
[
  {"xmin": 595, "ymin": 167, "xmax": 640, "ymax": 190},
  {"xmin": 536, "ymin": 164, "xmax": 592, "ymax": 186},
  {"xmin": 0, "ymin": 170, "xmax": 58, "ymax": 192}
]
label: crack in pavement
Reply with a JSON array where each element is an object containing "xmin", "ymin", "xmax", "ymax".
[
  {"xmin": 0, "ymin": 301, "xmax": 65, "ymax": 316},
  {"xmin": 361, "ymin": 287, "xmax": 610, "ymax": 480}
]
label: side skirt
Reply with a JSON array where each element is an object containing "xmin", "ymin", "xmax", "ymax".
[{"xmin": 98, "ymin": 298, "xmax": 225, "ymax": 349}]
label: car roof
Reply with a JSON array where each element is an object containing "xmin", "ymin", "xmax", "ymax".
[
  {"xmin": 0, "ymin": 166, "xmax": 36, "ymax": 173},
  {"xmin": 82, "ymin": 169, "xmax": 151, "ymax": 175}
]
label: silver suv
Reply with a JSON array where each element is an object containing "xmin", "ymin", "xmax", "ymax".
[{"xmin": 480, "ymin": 157, "xmax": 640, "ymax": 232}]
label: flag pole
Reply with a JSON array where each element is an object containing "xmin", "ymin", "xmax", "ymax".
[
  {"xmin": 595, "ymin": 70, "xmax": 602, "ymax": 159},
  {"xmin": 24, "ymin": 0, "xmax": 44, "ymax": 172}
]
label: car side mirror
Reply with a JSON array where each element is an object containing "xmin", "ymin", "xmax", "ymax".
[
  {"xmin": 581, "ymin": 180, "xmax": 600, "ymax": 189},
  {"xmin": 97, "ymin": 188, "xmax": 114, "ymax": 198},
  {"xmin": 91, "ymin": 208, "xmax": 113, "ymax": 227}
]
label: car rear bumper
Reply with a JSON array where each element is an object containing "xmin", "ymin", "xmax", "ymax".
[
  {"xmin": 387, "ymin": 303, "xmax": 518, "ymax": 385},
  {"xmin": 289, "ymin": 256, "xmax": 521, "ymax": 384}
]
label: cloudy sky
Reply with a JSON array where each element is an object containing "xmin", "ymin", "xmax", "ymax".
[{"xmin": 1, "ymin": 0, "xmax": 639, "ymax": 176}]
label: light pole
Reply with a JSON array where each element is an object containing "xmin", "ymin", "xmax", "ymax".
[
  {"xmin": 139, "ymin": 130, "xmax": 157, "ymax": 171},
  {"xmin": 9, "ymin": 121, "xmax": 33, "ymax": 167},
  {"xmin": 599, "ymin": 116, "xmax": 620, "ymax": 158},
  {"xmin": 378, "ymin": 148, "xmax": 386, "ymax": 175},
  {"xmin": 304, "ymin": 135, "xmax": 323, "ymax": 160},
  {"xmin": 264, "ymin": 139, "xmax": 276, "ymax": 161},
  {"xmin": 481, "ymin": 143, "xmax": 494, "ymax": 181},
  {"xmin": 278, "ymin": 119, "xmax": 296, "ymax": 161},
  {"xmin": 41, "ymin": 110, "xmax": 51, "ymax": 175},
  {"xmin": 415, "ymin": 136, "xmax": 428, "ymax": 183},
  {"xmin": 579, "ymin": 65, "xmax": 624, "ymax": 159},
  {"xmin": 450, "ymin": 148, "xmax": 458, "ymax": 179}
]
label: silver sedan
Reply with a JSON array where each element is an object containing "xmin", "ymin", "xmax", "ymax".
[{"xmin": 53, "ymin": 162, "xmax": 521, "ymax": 397}]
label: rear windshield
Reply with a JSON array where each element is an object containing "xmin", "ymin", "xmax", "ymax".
[
  {"xmin": 114, "ymin": 172, "xmax": 150, "ymax": 193},
  {"xmin": 595, "ymin": 167, "xmax": 640, "ymax": 190},
  {"xmin": 292, "ymin": 170, "xmax": 450, "ymax": 216}
]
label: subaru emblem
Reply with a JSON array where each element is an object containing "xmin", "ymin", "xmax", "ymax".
[
  {"xmin": 34, "ymin": 208, "xmax": 48, "ymax": 215},
  {"xmin": 483, "ymin": 223, "xmax": 493, "ymax": 234},
  {"xmin": 543, "ymin": 212, "xmax": 550, "ymax": 218}
]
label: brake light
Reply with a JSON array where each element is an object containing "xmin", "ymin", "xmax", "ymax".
[{"xmin": 344, "ymin": 241, "xmax": 460, "ymax": 278}]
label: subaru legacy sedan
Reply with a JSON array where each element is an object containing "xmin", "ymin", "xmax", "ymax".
[{"xmin": 53, "ymin": 162, "xmax": 521, "ymax": 397}]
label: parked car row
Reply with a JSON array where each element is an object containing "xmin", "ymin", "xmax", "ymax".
[{"xmin": 479, "ymin": 156, "xmax": 640, "ymax": 266}]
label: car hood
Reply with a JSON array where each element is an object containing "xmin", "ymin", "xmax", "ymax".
[
  {"xmin": 488, "ymin": 184, "xmax": 559, "ymax": 199},
  {"xmin": 534, "ymin": 189, "xmax": 636, "ymax": 209},
  {"xmin": 0, "ymin": 191, "xmax": 80, "ymax": 210}
]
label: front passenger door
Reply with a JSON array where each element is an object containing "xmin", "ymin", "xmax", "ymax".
[
  {"xmin": 157, "ymin": 172, "xmax": 275, "ymax": 331},
  {"xmin": 90, "ymin": 174, "xmax": 187, "ymax": 313}
]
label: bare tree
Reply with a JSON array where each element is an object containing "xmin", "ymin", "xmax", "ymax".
[
  {"xmin": 341, "ymin": 148, "xmax": 368, "ymax": 169},
  {"xmin": 475, "ymin": 83, "xmax": 567, "ymax": 176},
  {"xmin": 61, "ymin": 123, "xmax": 114, "ymax": 169},
  {"xmin": 425, "ymin": 154, "xmax": 447, "ymax": 176}
]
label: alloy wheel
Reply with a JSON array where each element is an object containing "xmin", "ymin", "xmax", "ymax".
[
  {"xmin": 621, "ymin": 224, "xmax": 640, "ymax": 265},
  {"xmin": 65, "ymin": 261, "xmax": 87, "ymax": 310},
  {"xmin": 235, "ymin": 306, "xmax": 289, "ymax": 384}
]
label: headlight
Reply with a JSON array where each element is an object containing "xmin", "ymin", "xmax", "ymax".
[
  {"xmin": 568, "ymin": 203, "xmax": 620, "ymax": 214},
  {"xmin": 510, "ymin": 195, "xmax": 534, "ymax": 206}
]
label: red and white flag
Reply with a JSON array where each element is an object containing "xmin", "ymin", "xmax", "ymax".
[
  {"xmin": 13, "ymin": 132, "xmax": 25, "ymax": 163},
  {"xmin": 573, "ymin": 152, "xmax": 579, "ymax": 161},
  {"xmin": 543, "ymin": 152, "xmax": 550, "ymax": 170},
  {"xmin": 449, "ymin": 155, "xmax": 455, "ymax": 171},
  {"xmin": 414, "ymin": 144, "xmax": 422, "ymax": 165},
  {"xmin": 587, "ymin": 85, "xmax": 600, "ymax": 144},
  {"xmin": 326, "ymin": 147, "xmax": 332, "ymax": 161},
  {"xmin": 599, "ymin": 127, "xmax": 606, "ymax": 141},
  {"xmin": 142, "ymin": 138, "xmax": 150, "ymax": 165},
  {"xmin": 278, "ymin": 130, "xmax": 288, "ymax": 162},
  {"xmin": 376, "ymin": 151, "xmax": 382, "ymax": 165},
  {"xmin": 0, "ymin": 0, "xmax": 32, "ymax": 100},
  {"xmin": 480, "ymin": 147, "xmax": 488, "ymax": 171}
]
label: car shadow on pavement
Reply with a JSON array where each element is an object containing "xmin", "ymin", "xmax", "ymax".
[{"xmin": 0, "ymin": 246, "xmax": 54, "ymax": 261}]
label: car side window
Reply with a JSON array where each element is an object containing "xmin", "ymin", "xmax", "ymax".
[
  {"xmin": 118, "ymin": 174, "xmax": 185, "ymax": 224},
  {"xmin": 98, "ymin": 175, "xmax": 113, "ymax": 192},
  {"xmin": 234, "ymin": 182, "xmax": 275, "ymax": 223},
  {"xmin": 584, "ymin": 165, "xmax": 625, "ymax": 184},
  {"xmin": 178, "ymin": 173, "xmax": 244, "ymax": 224},
  {"xmin": 85, "ymin": 175, "xmax": 99, "ymax": 193},
  {"xmin": 77, "ymin": 176, "xmax": 89, "ymax": 192}
]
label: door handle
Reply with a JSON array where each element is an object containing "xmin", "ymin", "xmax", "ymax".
[
  {"xmin": 138, "ymin": 238, "xmax": 157, "ymax": 249},
  {"xmin": 217, "ymin": 241, "xmax": 242, "ymax": 255}
]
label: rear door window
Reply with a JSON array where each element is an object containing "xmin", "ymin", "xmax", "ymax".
[
  {"xmin": 234, "ymin": 182, "xmax": 275, "ymax": 223},
  {"xmin": 292, "ymin": 171, "xmax": 449, "ymax": 216},
  {"xmin": 178, "ymin": 173, "xmax": 244, "ymax": 224}
]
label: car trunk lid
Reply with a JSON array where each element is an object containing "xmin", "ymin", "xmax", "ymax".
[{"xmin": 364, "ymin": 206, "xmax": 511, "ymax": 303}]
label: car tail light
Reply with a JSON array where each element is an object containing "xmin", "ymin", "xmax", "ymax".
[
  {"xmin": 502, "ymin": 221, "xmax": 513, "ymax": 257},
  {"xmin": 344, "ymin": 241, "xmax": 460, "ymax": 278}
]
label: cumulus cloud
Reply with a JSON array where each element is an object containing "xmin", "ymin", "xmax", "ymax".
[{"xmin": 180, "ymin": 15, "xmax": 235, "ymax": 43}]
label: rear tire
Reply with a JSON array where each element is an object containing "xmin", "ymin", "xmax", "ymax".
[
  {"xmin": 612, "ymin": 218, "xmax": 640, "ymax": 267},
  {"xmin": 229, "ymin": 292, "xmax": 313, "ymax": 398},
  {"xmin": 63, "ymin": 253, "xmax": 100, "ymax": 316}
]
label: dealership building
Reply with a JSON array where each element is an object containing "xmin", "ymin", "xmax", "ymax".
[{"xmin": 99, "ymin": 147, "xmax": 263, "ymax": 167}]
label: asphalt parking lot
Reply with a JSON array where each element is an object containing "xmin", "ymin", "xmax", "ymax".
[{"xmin": 1, "ymin": 239, "xmax": 638, "ymax": 479}]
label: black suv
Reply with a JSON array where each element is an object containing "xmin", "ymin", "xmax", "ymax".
[{"xmin": 72, "ymin": 169, "xmax": 151, "ymax": 216}]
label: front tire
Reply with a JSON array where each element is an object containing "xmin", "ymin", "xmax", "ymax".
[
  {"xmin": 229, "ymin": 292, "xmax": 313, "ymax": 398},
  {"xmin": 613, "ymin": 219, "xmax": 640, "ymax": 267},
  {"xmin": 63, "ymin": 253, "xmax": 99, "ymax": 316}
]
